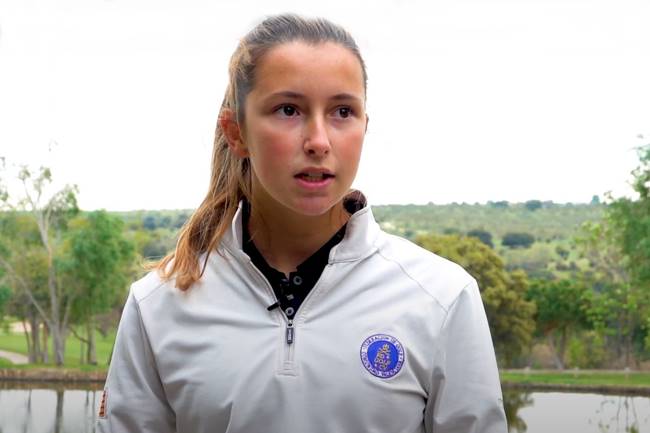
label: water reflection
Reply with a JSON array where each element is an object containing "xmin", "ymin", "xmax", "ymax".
[
  {"xmin": 0, "ymin": 382, "xmax": 101, "ymax": 433},
  {"xmin": 1, "ymin": 382, "xmax": 650, "ymax": 433},
  {"xmin": 503, "ymin": 388, "xmax": 650, "ymax": 433}
]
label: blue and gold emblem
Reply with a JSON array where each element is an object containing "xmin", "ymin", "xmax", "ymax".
[{"xmin": 360, "ymin": 334, "xmax": 405, "ymax": 379}]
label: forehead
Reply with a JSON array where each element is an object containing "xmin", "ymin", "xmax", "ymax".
[{"xmin": 249, "ymin": 41, "xmax": 365, "ymax": 100}]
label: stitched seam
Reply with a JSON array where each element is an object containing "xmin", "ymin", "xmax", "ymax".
[
  {"xmin": 375, "ymin": 249, "xmax": 474, "ymax": 315},
  {"xmin": 134, "ymin": 279, "xmax": 167, "ymax": 305}
]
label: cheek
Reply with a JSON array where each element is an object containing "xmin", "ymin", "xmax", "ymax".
[
  {"xmin": 247, "ymin": 125, "xmax": 296, "ymax": 170},
  {"xmin": 338, "ymin": 129, "xmax": 365, "ymax": 164}
]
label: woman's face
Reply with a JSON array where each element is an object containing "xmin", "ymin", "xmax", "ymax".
[{"xmin": 236, "ymin": 41, "xmax": 367, "ymax": 217}]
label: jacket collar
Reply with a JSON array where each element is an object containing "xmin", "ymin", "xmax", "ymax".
[{"xmin": 221, "ymin": 190, "xmax": 381, "ymax": 264}]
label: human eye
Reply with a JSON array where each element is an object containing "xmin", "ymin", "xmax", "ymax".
[
  {"xmin": 274, "ymin": 104, "xmax": 300, "ymax": 117},
  {"xmin": 333, "ymin": 106, "xmax": 353, "ymax": 119}
]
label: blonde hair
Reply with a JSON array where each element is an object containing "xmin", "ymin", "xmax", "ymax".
[{"xmin": 155, "ymin": 14, "xmax": 368, "ymax": 290}]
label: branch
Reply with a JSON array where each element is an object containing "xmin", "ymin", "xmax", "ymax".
[
  {"xmin": 0, "ymin": 256, "xmax": 52, "ymax": 329},
  {"xmin": 68, "ymin": 325, "xmax": 90, "ymax": 345}
]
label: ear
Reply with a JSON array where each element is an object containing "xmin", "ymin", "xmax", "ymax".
[{"xmin": 219, "ymin": 109, "xmax": 248, "ymax": 158}]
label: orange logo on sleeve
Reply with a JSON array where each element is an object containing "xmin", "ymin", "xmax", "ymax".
[{"xmin": 99, "ymin": 389, "xmax": 108, "ymax": 418}]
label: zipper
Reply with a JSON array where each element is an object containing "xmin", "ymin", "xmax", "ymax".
[
  {"xmin": 245, "ymin": 256, "xmax": 333, "ymax": 373},
  {"xmin": 286, "ymin": 320, "xmax": 294, "ymax": 344}
]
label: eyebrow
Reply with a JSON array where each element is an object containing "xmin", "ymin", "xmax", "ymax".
[{"xmin": 266, "ymin": 90, "xmax": 363, "ymax": 102}]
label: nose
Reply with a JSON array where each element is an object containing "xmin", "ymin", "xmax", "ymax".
[{"xmin": 303, "ymin": 116, "xmax": 331, "ymax": 157}]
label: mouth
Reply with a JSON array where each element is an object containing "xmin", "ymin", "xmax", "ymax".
[{"xmin": 294, "ymin": 172, "xmax": 335, "ymax": 182}]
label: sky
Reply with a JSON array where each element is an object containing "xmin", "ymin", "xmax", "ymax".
[{"xmin": 1, "ymin": 0, "xmax": 649, "ymax": 211}]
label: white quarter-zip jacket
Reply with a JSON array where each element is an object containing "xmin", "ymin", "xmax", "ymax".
[{"xmin": 97, "ymin": 200, "xmax": 507, "ymax": 433}]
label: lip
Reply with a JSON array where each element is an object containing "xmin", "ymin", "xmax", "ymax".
[
  {"xmin": 294, "ymin": 167, "xmax": 335, "ymax": 177},
  {"xmin": 295, "ymin": 176, "xmax": 335, "ymax": 190},
  {"xmin": 293, "ymin": 168, "xmax": 335, "ymax": 190}
]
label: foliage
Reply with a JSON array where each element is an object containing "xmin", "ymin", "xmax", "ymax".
[
  {"xmin": 576, "ymin": 144, "xmax": 650, "ymax": 366},
  {"xmin": 415, "ymin": 233, "xmax": 536, "ymax": 366},
  {"xmin": 0, "ymin": 284, "xmax": 10, "ymax": 315},
  {"xmin": 59, "ymin": 210, "xmax": 135, "ymax": 364},
  {"xmin": 526, "ymin": 278, "xmax": 591, "ymax": 368},
  {"xmin": 466, "ymin": 229, "xmax": 494, "ymax": 248},
  {"xmin": 606, "ymin": 144, "xmax": 650, "ymax": 288},
  {"xmin": 63, "ymin": 211, "xmax": 135, "ymax": 318},
  {"xmin": 502, "ymin": 232, "xmax": 535, "ymax": 249},
  {"xmin": 373, "ymin": 202, "xmax": 603, "ymax": 241},
  {"xmin": 0, "ymin": 163, "xmax": 80, "ymax": 365},
  {"xmin": 565, "ymin": 331, "xmax": 606, "ymax": 369},
  {"xmin": 524, "ymin": 200, "xmax": 543, "ymax": 211}
]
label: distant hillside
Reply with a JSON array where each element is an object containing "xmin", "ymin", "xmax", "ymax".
[
  {"xmin": 372, "ymin": 202, "xmax": 604, "ymax": 242},
  {"xmin": 113, "ymin": 201, "xmax": 605, "ymax": 280}
]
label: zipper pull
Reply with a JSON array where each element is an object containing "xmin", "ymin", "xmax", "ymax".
[{"xmin": 286, "ymin": 320, "xmax": 294, "ymax": 345}]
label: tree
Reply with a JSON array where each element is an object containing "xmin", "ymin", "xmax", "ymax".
[
  {"xmin": 526, "ymin": 279, "xmax": 591, "ymax": 369},
  {"xmin": 577, "ymin": 219, "xmax": 647, "ymax": 367},
  {"xmin": 607, "ymin": 144, "xmax": 650, "ymax": 288},
  {"xmin": 0, "ymin": 211, "xmax": 52, "ymax": 363},
  {"xmin": 524, "ymin": 200, "xmax": 543, "ymax": 211},
  {"xmin": 467, "ymin": 229, "xmax": 494, "ymax": 248},
  {"xmin": 61, "ymin": 210, "xmax": 135, "ymax": 364},
  {"xmin": 489, "ymin": 200, "xmax": 509, "ymax": 209},
  {"xmin": 0, "ymin": 163, "xmax": 79, "ymax": 365},
  {"xmin": 581, "ymin": 143, "xmax": 650, "ymax": 366},
  {"xmin": 502, "ymin": 232, "xmax": 535, "ymax": 249},
  {"xmin": 416, "ymin": 233, "xmax": 536, "ymax": 366}
]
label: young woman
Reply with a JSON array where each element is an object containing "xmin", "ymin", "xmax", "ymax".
[{"xmin": 97, "ymin": 14, "xmax": 507, "ymax": 433}]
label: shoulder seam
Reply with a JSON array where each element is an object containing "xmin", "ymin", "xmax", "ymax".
[
  {"xmin": 133, "ymin": 276, "xmax": 167, "ymax": 304},
  {"xmin": 375, "ymin": 248, "xmax": 450, "ymax": 314}
]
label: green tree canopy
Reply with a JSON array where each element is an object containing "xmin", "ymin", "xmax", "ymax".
[
  {"xmin": 526, "ymin": 279, "xmax": 591, "ymax": 369},
  {"xmin": 467, "ymin": 229, "xmax": 494, "ymax": 248},
  {"xmin": 416, "ymin": 233, "xmax": 536, "ymax": 366},
  {"xmin": 61, "ymin": 210, "xmax": 135, "ymax": 364},
  {"xmin": 502, "ymin": 232, "xmax": 535, "ymax": 249}
]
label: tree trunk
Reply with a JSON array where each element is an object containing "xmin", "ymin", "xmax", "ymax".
[
  {"xmin": 547, "ymin": 333, "xmax": 565, "ymax": 370},
  {"xmin": 87, "ymin": 317, "xmax": 97, "ymax": 365},
  {"xmin": 22, "ymin": 317, "xmax": 35, "ymax": 364},
  {"xmin": 42, "ymin": 322, "xmax": 49, "ymax": 364},
  {"xmin": 51, "ymin": 325, "xmax": 64, "ymax": 366},
  {"xmin": 29, "ymin": 315, "xmax": 41, "ymax": 363},
  {"xmin": 624, "ymin": 333, "xmax": 632, "ymax": 369},
  {"xmin": 557, "ymin": 328, "xmax": 568, "ymax": 368}
]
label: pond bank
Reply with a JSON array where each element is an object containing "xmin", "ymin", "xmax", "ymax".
[
  {"xmin": 0, "ymin": 368, "xmax": 106, "ymax": 383},
  {"xmin": 2, "ymin": 368, "xmax": 650, "ymax": 396},
  {"xmin": 501, "ymin": 381, "xmax": 650, "ymax": 396},
  {"xmin": 501, "ymin": 369, "xmax": 650, "ymax": 396}
]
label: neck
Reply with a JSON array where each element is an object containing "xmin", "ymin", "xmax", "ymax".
[{"xmin": 247, "ymin": 199, "xmax": 349, "ymax": 276}]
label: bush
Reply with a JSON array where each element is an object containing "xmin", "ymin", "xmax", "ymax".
[
  {"xmin": 566, "ymin": 331, "xmax": 606, "ymax": 368},
  {"xmin": 502, "ymin": 232, "xmax": 535, "ymax": 249},
  {"xmin": 555, "ymin": 245, "xmax": 570, "ymax": 260},
  {"xmin": 467, "ymin": 229, "xmax": 494, "ymax": 248},
  {"xmin": 525, "ymin": 200, "xmax": 543, "ymax": 211}
]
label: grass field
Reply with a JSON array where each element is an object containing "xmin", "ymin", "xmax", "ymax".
[
  {"xmin": 0, "ymin": 327, "xmax": 116, "ymax": 370},
  {"xmin": 501, "ymin": 370, "xmax": 650, "ymax": 388}
]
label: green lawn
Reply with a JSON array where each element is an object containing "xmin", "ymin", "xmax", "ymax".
[
  {"xmin": 501, "ymin": 370, "xmax": 650, "ymax": 387},
  {"xmin": 0, "ymin": 327, "xmax": 116, "ymax": 369}
]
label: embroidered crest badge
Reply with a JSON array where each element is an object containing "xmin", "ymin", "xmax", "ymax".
[{"xmin": 360, "ymin": 334, "xmax": 405, "ymax": 379}]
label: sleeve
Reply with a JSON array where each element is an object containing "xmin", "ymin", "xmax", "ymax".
[
  {"xmin": 424, "ymin": 279, "xmax": 508, "ymax": 433},
  {"xmin": 96, "ymin": 288, "xmax": 176, "ymax": 433}
]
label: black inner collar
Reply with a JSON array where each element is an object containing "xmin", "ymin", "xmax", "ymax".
[{"xmin": 241, "ymin": 201, "xmax": 347, "ymax": 319}]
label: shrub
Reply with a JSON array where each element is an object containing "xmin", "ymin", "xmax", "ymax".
[{"xmin": 502, "ymin": 232, "xmax": 535, "ymax": 249}]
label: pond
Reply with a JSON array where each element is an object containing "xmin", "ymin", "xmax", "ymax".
[{"xmin": 0, "ymin": 383, "xmax": 649, "ymax": 432}]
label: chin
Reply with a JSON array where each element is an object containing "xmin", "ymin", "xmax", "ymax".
[{"xmin": 290, "ymin": 197, "xmax": 342, "ymax": 217}]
